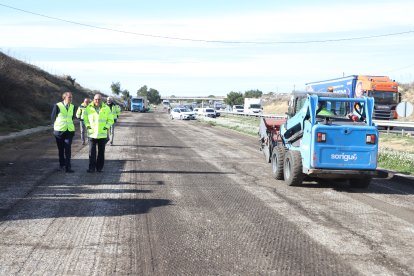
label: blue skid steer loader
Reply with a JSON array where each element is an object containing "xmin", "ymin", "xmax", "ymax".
[{"xmin": 259, "ymin": 92, "xmax": 386, "ymax": 188}]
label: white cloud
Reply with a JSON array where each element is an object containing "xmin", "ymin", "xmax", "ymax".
[
  {"xmin": 2, "ymin": 2, "xmax": 414, "ymax": 48},
  {"xmin": 2, "ymin": 1, "xmax": 414, "ymax": 95}
]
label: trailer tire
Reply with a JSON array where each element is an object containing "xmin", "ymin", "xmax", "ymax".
[
  {"xmin": 283, "ymin": 150, "xmax": 303, "ymax": 186},
  {"xmin": 271, "ymin": 145, "xmax": 285, "ymax": 180},
  {"xmin": 264, "ymin": 133, "xmax": 273, "ymax": 163},
  {"xmin": 350, "ymin": 177, "xmax": 371, "ymax": 189}
]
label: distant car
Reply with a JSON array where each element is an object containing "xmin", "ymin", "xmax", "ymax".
[
  {"xmin": 232, "ymin": 105, "xmax": 244, "ymax": 112},
  {"xmin": 170, "ymin": 108, "xmax": 196, "ymax": 120},
  {"xmin": 200, "ymin": 108, "xmax": 216, "ymax": 118},
  {"xmin": 193, "ymin": 108, "xmax": 200, "ymax": 117}
]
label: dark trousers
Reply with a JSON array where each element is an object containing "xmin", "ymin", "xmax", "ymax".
[
  {"xmin": 54, "ymin": 132, "xmax": 74, "ymax": 169},
  {"xmin": 88, "ymin": 138, "xmax": 106, "ymax": 171}
]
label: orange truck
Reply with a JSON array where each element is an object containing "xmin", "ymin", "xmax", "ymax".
[{"xmin": 306, "ymin": 75, "xmax": 401, "ymax": 120}]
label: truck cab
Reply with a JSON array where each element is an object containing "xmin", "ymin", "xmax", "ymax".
[{"xmin": 131, "ymin": 97, "xmax": 147, "ymax": 112}]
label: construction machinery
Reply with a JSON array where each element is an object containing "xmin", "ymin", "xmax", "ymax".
[{"xmin": 259, "ymin": 91, "xmax": 383, "ymax": 188}]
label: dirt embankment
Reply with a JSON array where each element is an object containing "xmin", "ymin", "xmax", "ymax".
[
  {"xmin": 399, "ymin": 82, "xmax": 414, "ymax": 120},
  {"xmin": 0, "ymin": 52, "xmax": 96, "ymax": 133},
  {"xmin": 262, "ymin": 93, "xmax": 289, "ymax": 114}
]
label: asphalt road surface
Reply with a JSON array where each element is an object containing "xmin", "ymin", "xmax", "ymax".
[{"xmin": 0, "ymin": 110, "xmax": 413, "ymax": 275}]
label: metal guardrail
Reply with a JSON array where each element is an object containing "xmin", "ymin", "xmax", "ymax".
[
  {"xmin": 219, "ymin": 111, "xmax": 414, "ymax": 130},
  {"xmin": 372, "ymin": 120, "xmax": 414, "ymax": 128},
  {"xmin": 219, "ymin": 110, "xmax": 286, "ymax": 119}
]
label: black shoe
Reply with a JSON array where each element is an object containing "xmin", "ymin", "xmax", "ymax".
[
  {"xmin": 97, "ymin": 170, "xmax": 103, "ymax": 173},
  {"xmin": 58, "ymin": 166, "xmax": 65, "ymax": 171},
  {"xmin": 65, "ymin": 168, "xmax": 75, "ymax": 173},
  {"xmin": 86, "ymin": 169, "xmax": 95, "ymax": 173}
]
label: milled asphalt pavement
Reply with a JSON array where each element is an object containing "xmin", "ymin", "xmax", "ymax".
[{"xmin": 0, "ymin": 110, "xmax": 413, "ymax": 275}]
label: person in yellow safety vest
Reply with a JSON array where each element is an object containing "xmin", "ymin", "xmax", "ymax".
[
  {"xmin": 83, "ymin": 93, "xmax": 114, "ymax": 173},
  {"xmin": 51, "ymin": 91, "xmax": 76, "ymax": 173},
  {"xmin": 106, "ymin": 96, "xmax": 121, "ymax": 145},
  {"xmin": 75, "ymin": 98, "xmax": 90, "ymax": 145},
  {"xmin": 316, "ymin": 101, "xmax": 334, "ymax": 116}
]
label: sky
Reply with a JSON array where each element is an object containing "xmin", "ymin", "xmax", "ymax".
[{"xmin": 1, "ymin": 0, "xmax": 414, "ymax": 97}]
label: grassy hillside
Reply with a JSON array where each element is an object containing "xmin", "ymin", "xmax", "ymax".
[{"xmin": 0, "ymin": 52, "xmax": 97, "ymax": 133}]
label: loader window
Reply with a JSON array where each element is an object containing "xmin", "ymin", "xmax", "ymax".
[
  {"xmin": 317, "ymin": 101, "xmax": 349, "ymax": 117},
  {"xmin": 332, "ymin": 101, "xmax": 349, "ymax": 116},
  {"xmin": 295, "ymin": 97, "xmax": 307, "ymax": 114}
]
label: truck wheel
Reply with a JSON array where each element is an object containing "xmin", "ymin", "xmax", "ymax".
[
  {"xmin": 271, "ymin": 146, "xmax": 285, "ymax": 180},
  {"xmin": 350, "ymin": 177, "xmax": 371, "ymax": 189},
  {"xmin": 283, "ymin": 151, "xmax": 303, "ymax": 186}
]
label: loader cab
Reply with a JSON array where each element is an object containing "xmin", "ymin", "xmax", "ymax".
[
  {"xmin": 287, "ymin": 92, "xmax": 308, "ymax": 118},
  {"xmin": 287, "ymin": 91, "xmax": 350, "ymax": 120}
]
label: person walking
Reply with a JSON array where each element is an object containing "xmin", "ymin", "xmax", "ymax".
[
  {"xmin": 83, "ymin": 93, "xmax": 114, "ymax": 173},
  {"xmin": 76, "ymin": 98, "xmax": 90, "ymax": 145},
  {"xmin": 51, "ymin": 91, "xmax": 76, "ymax": 173},
  {"xmin": 106, "ymin": 96, "xmax": 121, "ymax": 145}
]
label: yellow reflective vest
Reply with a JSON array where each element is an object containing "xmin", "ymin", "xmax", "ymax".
[
  {"xmin": 109, "ymin": 104, "xmax": 121, "ymax": 120},
  {"xmin": 83, "ymin": 103, "xmax": 114, "ymax": 139},
  {"xmin": 76, "ymin": 103, "xmax": 88, "ymax": 120},
  {"xmin": 54, "ymin": 102, "xmax": 75, "ymax": 132}
]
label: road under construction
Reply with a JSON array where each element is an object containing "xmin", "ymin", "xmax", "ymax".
[{"xmin": 0, "ymin": 109, "xmax": 413, "ymax": 275}]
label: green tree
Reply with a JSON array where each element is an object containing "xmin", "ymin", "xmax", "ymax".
[
  {"xmin": 110, "ymin": 82, "xmax": 121, "ymax": 95},
  {"xmin": 244, "ymin": 89, "xmax": 263, "ymax": 98},
  {"xmin": 147, "ymin": 88, "xmax": 162, "ymax": 104},
  {"xmin": 225, "ymin": 91, "xmax": 244, "ymax": 106},
  {"xmin": 208, "ymin": 95, "xmax": 215, "ymax": 98},
  {"xmin": 137, "ymin": 85, "xmax": 148, "ymax": 97},
  {"xmin": 121, "ymin": 89, "xmax": 130, "ymax": 101}
]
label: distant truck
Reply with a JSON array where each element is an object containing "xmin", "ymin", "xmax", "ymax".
[
  {"xmin": 244, "ymin": 98, "xmax": 262, "ymax": 114},
  {"xmin": 162, "ymin": 99, "xmax": 170, "ymax": 107},
  {"xmin": 232, "ymin": 105, "xmax": 244, "ymax": 113},
  {"xmin": 305, "ymin": 75, "xmax": 401, "ymax": 120},
  {"xmin": 131, "ymin": 96, "xmax": 148, "ymax": 112},
  {"xmin": 213, "ymin": 101, "xmax": 224, "ymax": 110}
]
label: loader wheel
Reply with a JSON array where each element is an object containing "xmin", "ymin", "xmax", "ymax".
[
  {"xmin": 271, "ymin": 145, "xmax": 285, "ymax": 180},
  {"xmin": 349, "ymin": 177, "xmax": 371, "ymax": 189},
  {"xmin": 283, "ymin": 151, "xmax": 303, "ymax": 186}
]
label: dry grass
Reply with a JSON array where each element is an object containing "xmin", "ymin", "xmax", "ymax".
[
  {"xmin": 262, "ymin": 94, "xmax": 289, "ymax": 115},
  {"xmin": 399, "ymin": 83, "xmax": 414, "ymax": 120},
  {"xmin": 0, "ymin": 51, "xmax": 97, "ymax": 133},
  {"xmin": 379, "ymin": 134, "xmax": 414, "ymax": 153}
]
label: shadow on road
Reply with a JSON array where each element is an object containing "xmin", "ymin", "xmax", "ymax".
[
  {"xmin": 0, "ymin": 158, "xmax": 172, "ymax": 222},
  {"xmin": 122, "ymin": 169, "xmax": 234, "ymax": 175},
  {"xmin": 293, "ymin": 178, "xmax": 414, "ymax": 195},
  {"xmin": 110, "ymin": 145, "xmax": 193, "ymax": 149},
  {"xmin": 117, "ymin": 121, "xmax": 163, "ymax": 128},
  {"xmin": 0, "ymin": 198, "xmax": 172, "ymax": 221}
]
